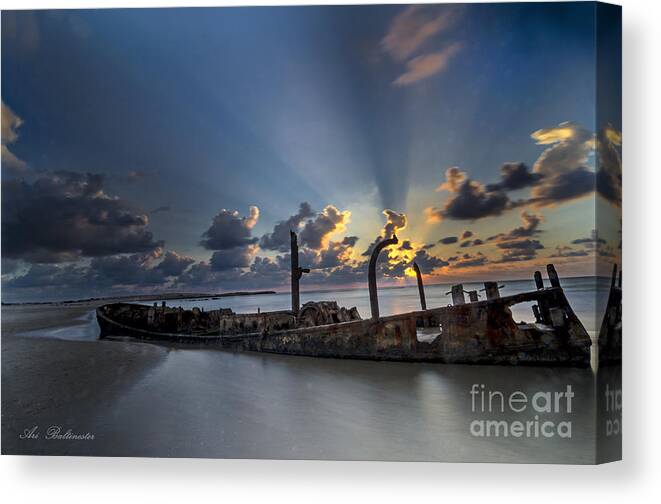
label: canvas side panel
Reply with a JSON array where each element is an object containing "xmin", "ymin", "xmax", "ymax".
[{"xmin": 595, "ymin": 1, "xmax": 622, "ymax": 464}]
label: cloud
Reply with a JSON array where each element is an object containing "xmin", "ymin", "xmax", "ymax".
[
  {"xmin": 318, "ymin": 236, "xmax": 358, "ymax": 269},
  {"xmin": 5, "ymin": 247, "xmax": 195, "ymax": 295},
  {"xmin": 571, "ymin": 230, "xmax": 606, "ymax": 249},
  {"xmin": 509, "ymin": 211, "xmax": 543, "ymax": 238},
  {"xmin": 155, "ymin": 250, "xmax": 195, "ymax": 277},
  {"xmin": 2, "ymin": 171, "xmax": 163, "ymax": 263},
  {"xmin": 493, "ymin": 238, "xmax": 544, "ymax": 263},
  {"xmin": 461, "ymin": 230, "xmax": 473, "ymax": 239},
  {"xmin": 209, "ymin": 244, "xmax": 259, "ymax": 271},
  {"xmin": 1, "ymin": 101, "xmax": 27, "ymax": 173},
  {"xmin": 382, "ymin": 209, "xmax": 407, "ymax": 238},
  {"xmin": 88, "ymin": 248, "xmax": 167, "ymax": 287},
  {"xmin": 439, "ymin": 236, "xmax": 458, "ymax": 245},
  {"xmin": 412, "ymin": 248, "xmax": 449, "ymax": 273},
  {"xmin": 382, "ymin": 5, "xmax": 461, "ymax": 61},
  {"xmin": 150, "ymin": 205, "xmax": 171, "ymax": 215},
  {"xmin": 596, "ymin": 125, "xmax": 622, "ymax": 206},
  {"xmin": 393, "ymin": 43, "xmax": 462, "ymax": 86},
  {"xmin": 528, "ymin": 166, "xmax": 595, "ymax": 207},
  {"xmin": 451, "ymin": 252, "xmax": 488, "ymax": 269},
  {"xmin": 460, "ymin": 238, "xmax": 483, "ymax": 248},
  {"xmin": 260, "ymin": 202, "xmax": 315, "ymax": 252},
  {"xmin": 6, "ymin": 263, "xmax": 89, "ymax": 290},
  {"xmin": 200, "ymin": 206, "xmax": 260, "ymax": 250},
  {"xmin": 436, "ymin": 166, "xmax": 467, "ymax": 193},
  {"xmin": 299, "ymin": 204, "xmax": 351, "ymax": 250},
  {"xmin": 494, "ymin": 250, "xmax": 538, "ymax": 263},
  {"xmin": 362, "ymin": 209, "xmax": 407, "ymax": 256},
  {"xmin": 528, "ymin": 122, "xmax": 596, "ymax": 207},
  {"xmin": 550, "ymin": 246, "xmax": 589, "ymax": 258},
  {"xmin": 486, "ymin": 163, "xmax": 542, "ymax": 192},
  {"xmin": 487, "ymin": 211, "xmax": 544, "ymax": 242},
  {"xmin": 550, "ymin": 230, "xmax": 615, "ymax": 261},
  {"xmin": 496, "ymin": 239, "xmax": 544, "ymax": 252},
  {"xmin": 426, "ymin": 167, "xmax": 510, "ymax": 221}
]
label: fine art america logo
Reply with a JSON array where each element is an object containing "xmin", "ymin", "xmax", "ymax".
[
  {"xmin": 469, "ymin": 384, "xmax": 574, "ymax": 439},
  {"xmin": 19, "ymin": 425, "xmax": 95, "ymax": 441}
]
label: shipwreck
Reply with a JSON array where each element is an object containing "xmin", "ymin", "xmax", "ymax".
[{"xmin": 97, "ymin": 231, "xmax": 593, "ymax": 367}]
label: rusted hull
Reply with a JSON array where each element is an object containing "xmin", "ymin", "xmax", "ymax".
[{"xmin": 96, "ymin": 285, "xmax": 592, "ymax": 367}]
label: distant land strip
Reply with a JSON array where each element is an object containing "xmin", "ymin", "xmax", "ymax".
[{"xmin": 1, "ymin": 291, "xmax": 277, "ymax": 307}]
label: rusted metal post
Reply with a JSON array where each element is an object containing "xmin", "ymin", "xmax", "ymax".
[
  {"xmin": 534, "ymin": 271, "xmax": 544, "ymax": 290},
  {"xmin": 290, "ymin": 231, "xmax": 310, "ymax": 316},
  {"xmin": 484, "ymin": 281, "xmax": 500, "ymax": 300},
  {"xmin": 450, "ymin": 284, "xmax": 465, "ymax": 305},
  {"xmin": 368, "ymin": 235, "xmax": 399, "ymax": 319},
  {"xmin": 547, "ymin": 263, "xmax": 561, "ymax": 288},
  {"xmin": 412, "ymin": 262, "xmax": 427, "ymax": 311}
]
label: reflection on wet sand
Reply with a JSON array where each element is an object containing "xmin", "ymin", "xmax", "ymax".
[{"xmin": 83, "ymin": 349, "xmax": 597, "ymax": 463}]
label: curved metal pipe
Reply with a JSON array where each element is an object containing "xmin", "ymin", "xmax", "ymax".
[
  {"xmin": 368, "ymin": 234, "xmax": 398, "ymax": 319},
  {"xmin": 412, "ymin": 261, "xmax": 427, "ymax": 311}
]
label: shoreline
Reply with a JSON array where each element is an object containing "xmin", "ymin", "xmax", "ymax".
[{"xmin": 1, "ymin": 290, "xmax": 277, "ymax": 309}]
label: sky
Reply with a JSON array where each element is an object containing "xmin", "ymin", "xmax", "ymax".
[{"xmin": 1, "ymin": 3, "xmax": 622, "ymax": 302}]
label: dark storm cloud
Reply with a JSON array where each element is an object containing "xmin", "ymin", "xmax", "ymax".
[
  {"xmin": 88, "ymin": 249, "xmax": 167, "ymax": 286},
  {"xmin": 155, "ymin": 250, "xmax": 195, "ymax": 277},
  {"xmin": 209, "ymin": 246, "xmax": 258, "ymax": 271},
  {"xmin": 527, "ymin": 167, "xmax": 595, "ymax": 207},
  {"xmin": 260, "ymin": 202, "xmax": 315, "ymax": 252},
  {"xmin": 461, "ymin": 230, "xmax": 473, "ymax": 239},
  {"xmin": 2, "ymin": 171, "xmax": 163, "ymax": 263},
  {"xmin": 427, "ymin": 168, "xmax": 510, "ymax": 221},
  {"xmin": 5, "ymin": 247, "xmax": 194, "ymax": 293},
  {"xmin": 439, "ymin": 236, "xmax": 458, "ymax": 245},
  {"xmin": 200, "ymin": 206, "xmax": 259, "ymax": 250},
  {"xmin": 486, "ymin": 163, "xmax": 542, "ymax": 192},
  {"xmin": 5, "ymin": 263, "xmax": 88, "ymax": 289}
]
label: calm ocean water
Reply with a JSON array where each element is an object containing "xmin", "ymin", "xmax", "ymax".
[
  {"xmin": 140, "ymin": 275, "xmax": 610, "ymax": 337},
  {"xmin": 6, "ymin": 275, "xmax": 614, "ymax": 462}
]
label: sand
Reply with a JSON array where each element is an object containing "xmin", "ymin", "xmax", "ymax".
[{"xmin": 1, "ymin": 304, "xmax": 167, "ymax": 455}]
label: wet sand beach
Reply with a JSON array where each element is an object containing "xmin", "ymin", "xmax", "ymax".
[{"xmin": 2, "ymin": 305, "xmax": 168, "ymax": 455}]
